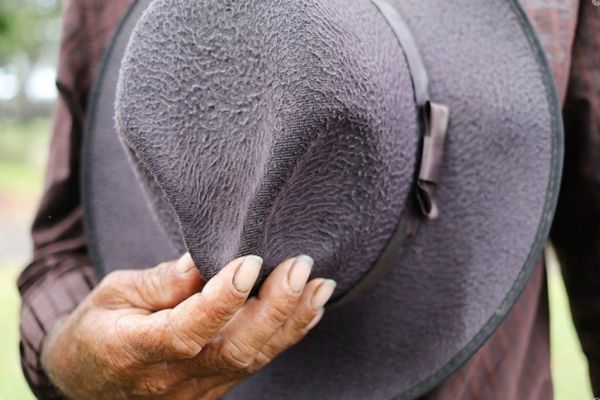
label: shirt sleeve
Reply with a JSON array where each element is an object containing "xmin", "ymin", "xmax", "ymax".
[
  {"xmin": 551, "ymin": 1, "xmax": 600, "ymax": 395},
  {"xmin": 17, "ymin": 0, "xmax": 98, "ymax": 397}
]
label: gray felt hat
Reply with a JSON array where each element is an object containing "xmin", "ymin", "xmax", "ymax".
[{"xmin": 82, "ymin": 0, "xmax": 563, "ymax": 398}]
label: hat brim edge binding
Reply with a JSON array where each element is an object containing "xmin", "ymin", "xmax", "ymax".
[{"xmin": 80, "ymin": 0, "xmax": 564, "ymax": 398}]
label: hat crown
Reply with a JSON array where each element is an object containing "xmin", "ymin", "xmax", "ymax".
[{"xmin": 116, "ymin": 0, "xmax": 419, "ymax": 294}]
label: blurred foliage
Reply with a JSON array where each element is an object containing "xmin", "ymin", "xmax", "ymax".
[
  {"xmin": 0, "ymin": 118, "xmax": 50, "ymax": 162},
  {"xmin": 0, "ymin": 118, "xmax": 49, "ymax": 194},
  {"xmin": 0, "ymin": 0, "xmax": 61, "ymax": 119},
  {"xmin": 0, "ymin": 0, "xmax": 61, "ymax": 66}
]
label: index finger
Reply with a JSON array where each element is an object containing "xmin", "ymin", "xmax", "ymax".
[{"xmin": 122, "ymin": 255, "xmax": 263, "ymax": 362}]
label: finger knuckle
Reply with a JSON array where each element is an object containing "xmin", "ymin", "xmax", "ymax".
[
  {"xmin": 166, "ymin": 314, "xmax": 204, "ymax": 358},
  {"xmin": 290, "ymin": 309, "xmax": 316, "ymax": 332},
  {"xmin": 205, "ymin": 293, "xmax": 242, "ymax": 325},
  {"xmin": 101, "ymin": 270, "xmax": 127, "ymax": 288},
  {"xmin": 250, "ymin": 351, "xmax": 272, "ymax": 372},
  {"xmin": 218, "ymin": 337, "xmax": 256, "ymax": 371},
  {"xmin": 90, "ymin": 290, "xmax": 111, "ymax": 306},
  {"xmin": 147, "ymin": 269, "xmax": 165, "ymax": 298},
  {"xmin": 95, "ymin": 272, "xmax": 130, "ymax": 302},
  {"xmin": 260, "ymin": 302, "xmax": 290, "ymax": 327},
  {"xmin": 275, "ymin": 318, "xmax": 314, "ymax": 351},
  {"xmin": 170, "ymin": 334, "xmax": 203, "ymax": 359},
  {"xmin": 133, "ymin": 377, "xmax": 172, "ymax": 396},
  {"xmin": 208, "ymin": 303, "xmax": 235, "ymax": 324}
]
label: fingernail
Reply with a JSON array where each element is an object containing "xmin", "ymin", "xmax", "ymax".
[
  {"xmin": 287, "ymin": 255, "xmax": 313, "ymax": 293},
  {"xmin": 306, "ymin": 309, "xmax": 325, "ymax": 330},
  {"xmin": 233, "ymin": 255, "xmax": 263, "ymax": 292},
  {"xmin": 176, "ymin": 252, "xmax": 195, "ymax": 273},
  {"xmin": 311, "ymin": 279, "xmax": 336, "ymax": 309}
]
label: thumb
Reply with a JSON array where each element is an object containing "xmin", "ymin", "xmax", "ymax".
[{"xmin": 105, "ymin": 253, "xmax": 205, "ymax": 311}]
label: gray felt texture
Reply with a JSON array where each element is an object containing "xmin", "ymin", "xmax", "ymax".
[
  {"xmin": 83, "ymin": 0, "xmax": 562, "ymax": 398},
  {"xmin": 115, "ymin": 0, "xmax": 418, "ymax": 295}
]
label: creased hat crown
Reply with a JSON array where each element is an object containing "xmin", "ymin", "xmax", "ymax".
[{"xmin": 115, "ymin": 0, "xmax": 419, "ymax": 294}]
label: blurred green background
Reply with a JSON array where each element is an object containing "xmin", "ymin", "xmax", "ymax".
[{"xmin": 0, "ymin": 1, "xmax": 594, "ymax": 399}]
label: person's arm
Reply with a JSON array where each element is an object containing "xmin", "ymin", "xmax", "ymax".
[
  {"xmin": 39, "ymin": 250, "xmax": 335, "ymax": 400},
  {"xmin": 551, "ymin": 0, "xmax": 600, "ymax": 395},
  {"xmin": 17, "ymin": 0, "xmax": 105, "ymax": 396}
]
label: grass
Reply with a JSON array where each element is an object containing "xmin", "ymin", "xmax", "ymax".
[
  {"xmin": 547, "ymin": 247, "xmax": 593, "ymax": 399},
  {"xmin": 0, "ymin": 265, "xmax": 36, "ymax": 399}
]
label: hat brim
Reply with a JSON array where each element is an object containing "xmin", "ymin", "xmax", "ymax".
[{"xmin": 82, "ymin": 0, "xmax": 563, "ymax": 398}]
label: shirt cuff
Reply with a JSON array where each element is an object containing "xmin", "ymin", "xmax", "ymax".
[{"xmin": 18, "ymin": 253, "xmax": 97, "ymax": 399}]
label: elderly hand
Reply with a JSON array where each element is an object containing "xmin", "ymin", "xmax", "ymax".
[{"xmin": 41, "ymin": 254, "xmax": 336, "ymax": 399}]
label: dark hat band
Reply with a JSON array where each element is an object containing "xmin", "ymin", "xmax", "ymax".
[
  {"xmin": 329, "ymin": 0, "xmax": 450, "ymax": 310},
  {"xmin": 371, "ymin": 0, "xmax": 450, "ymax": 219}
]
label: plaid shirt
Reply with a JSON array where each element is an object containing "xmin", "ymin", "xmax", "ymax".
[{"xmin": 17, "ymin": 0, "xmax": 600, "ymax": 398}]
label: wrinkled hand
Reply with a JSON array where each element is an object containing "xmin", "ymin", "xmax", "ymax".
[{"xmin": 41, "ymin": 254, "xmax": 336, "ymax": 400}]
